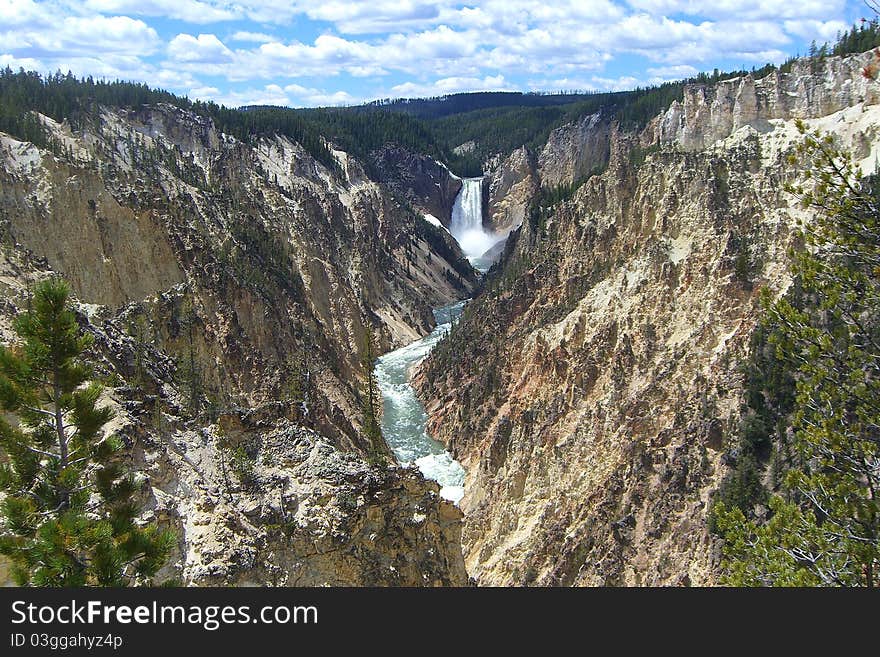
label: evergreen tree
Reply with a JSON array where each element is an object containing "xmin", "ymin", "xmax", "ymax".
[
  {"xmin": 0, "ymin": 279, "xmax": 174, "ymax": 586},
  {"xmin": 127, "ymin": 314, "xmax": 150, "ymax": 387},
  {"xmin": 176, "ymin": 298, "xmax": 202, "ymax": 417},
  {"xmin": 360, "ymin": 324, "xmax": 385, "ymax": 462},
  {"xmin": 713, "ymin": 123, "xmax": 880, "ymax": 586},
  {"xmin": 286, "ymin": 326, "xmax": 312, "ymax": 425}
]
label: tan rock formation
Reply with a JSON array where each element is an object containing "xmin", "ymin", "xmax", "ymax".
[
  {"xmin": 0, "ymin": 103, "xmax": 472, "ymax": 586},
  {"xmin": 417, "ymin": 51, "xmax": 880, "ymax": 586},
  {"xmin": 485, "ymin": 147, "xmax": 539, "ymax": 235},
  {"xmin": 538, "ymin": 112, "xmax": 612, "ymax": 188}
]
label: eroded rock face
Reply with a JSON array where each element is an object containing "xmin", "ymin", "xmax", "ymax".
[
  {"xmin": 538, "ymin": 112, "xmax": 613, "ymax": 188},
  {"xmin": 484, "ymin": 112, "xmax": 613, "ymax": 237},
  {"xmin": 416, "ymin": 51, "xmax": 880, "ymax": 586},
  {"xmin": 0, "ymin": 252, "xmax": 467, "ymax": 585},
  {"xmin": 0, "ymin": 104, "xmax": 471, "ymax": 586},
  {"xmin": 369, "ymin": 145, "xmax": 463, "ymax": 225},
  {"xmin": 485, "ymin": 147, "xmax": 539, "ymax": 235},
  {"xmin": 140, "ymin": 406, "xmax": 468, "ymax": 587},
  {"xmin": 648, "ymin": 52, "xmax": 880, "ymax": 151},
  {"xmin": 0, "ymin": 104, "xmax": 477, "ymax": 452}
]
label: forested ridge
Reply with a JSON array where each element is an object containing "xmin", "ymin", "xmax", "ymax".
[
  {"xmin": 2, "ymin": 17, "xmax": 879, "ymax": 591},
  {"xmin": 0, "ymin": 66, "xmax": 776, "ymax": 178},
  {"xmin": 2, "ymin": 20, "xmax": 879, "ymax": 177}
]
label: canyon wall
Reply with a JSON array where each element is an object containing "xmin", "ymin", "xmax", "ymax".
[
  {"xmin": 484, "ymin": 146, "xmax": 539, "ymax": 235},
  {"xmin": 417, "ymin": 50, "xmax": 880, "ymax": 585},
  {"xmin": 649, "ymin": 54, "xmax": 880, "ymax": 151},
  {"xmin": 0, "ymin": 104, "xmax": 472, "ymax": 585},
  {"xmin": 538, "ymin": 111, "xmax": 613, "ymax": 188},
  {"xmin": 485, "ymin": 111, "xmax": 616, "ymax": 237},
  {"xmin": 370, "ymin": 145, "xmax": 463, "ymax": 225}
]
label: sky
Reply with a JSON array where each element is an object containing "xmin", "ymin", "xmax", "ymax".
[{"xmin": 0, "ymin": 1, "xmax": 873, "ymax": 108}]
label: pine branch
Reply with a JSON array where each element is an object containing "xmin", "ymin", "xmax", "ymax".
[{"xmin": 18, "ymin": 443, "xmax": 59, "ymax": 460}]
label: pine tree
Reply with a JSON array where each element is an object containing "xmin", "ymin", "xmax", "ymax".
[
  {"xmin": 713, "ymin": 123, "xmax": 880, "ymax": 586},
  {"xmin": 128, "ymin": 314, "xmax": 150, "ymax": 388},
  {"xmin": 286, "ymin": 327, "xmax": 311, "ymax": 425},
  {"xmin": 360, "ymin": 324, "xmax": 385, "ymax": 462},
  {"xmin": 0, "ymin": 279, "xmax": 174, "ymax": 586},
  {"xmin": 176, "ymin": 298, "xmax": 202, "ymax": 417}
]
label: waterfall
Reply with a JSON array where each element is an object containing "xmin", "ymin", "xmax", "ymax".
[{"xmin": 449, "ymin": 177, "xmax": 503, "ymax": 266}]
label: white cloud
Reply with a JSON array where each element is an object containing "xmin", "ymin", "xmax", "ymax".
[
  {"xmin": 232, "ymin": 35, "xmax": 377, "ymax": 79},
  {"xmin": 0, "ymin": 0, "xmax": 863, "ymax": 103},
  {"xmin": 0, "ymin": 0, "xmax": 48, "ymax": 26},
  {"xmin": 216, "ymin": 83, "xmax": 291, "ymax": 106},
  {"xmin": 299, "ymin": 1, "xmax": 443, "ymax": 34},
  {"xmin": 0, "ymin": 52, "xmax": 42, "ymax": 70},
  {"xmin": 625, "ymin": 0, "xmax": 845, "ymax": 21},
  {"xmin": 283, "ymin": 83, "xmax": 357, "ymax": 106},
  {"xmin": 0, "ymin": 14, "xmax": 161, "ymax": 58},
  {"xmin": 81, "ymin": 0, "xmax": 237, "ymax": 24},
  {"xmin": 146, "ymin": 3, "xmax": 853, "ymax": 93},
  {"xmin": 384, "ymin": 25, "xmax": 477, "ymax": 62},
  {"xmin": 591, "ymin": 75, "xmax": 640, "ymax": 90},
  {"xmin": 529, "ymin": 74, "xmax": 642, "ymax": 92},
  {"xmin": 389, "ymin": 74, "xmax": 512, "ymax": 98},
  {"xmin": 190, "ymin": 82, "xmax": 360, "ymax": 107},
  {"xmin": 783, "ymin": 19, "xmax": 850, "ymax": 43},
  {"xmin": 646, "ymin": 64, "xmax": 699, "ymax": 78},
  {"xmin": 189, "ymin": 85, "xmax": 220, "ymax": 97},
  {"xmin": 167, "ymin": 33, "xmax": 233, "ymax": 64},
  {"xmin": 0, "ymin": 50, "xmax": 200, "ymax": 91},
  {"xmin": 230, "ymin": 31, "xmax": 276, "ymax": 43}
]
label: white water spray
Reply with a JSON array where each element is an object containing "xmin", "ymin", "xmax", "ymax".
[{"xmin": 450, "ymin": 178, "xmax": 504, "ymax": 266}]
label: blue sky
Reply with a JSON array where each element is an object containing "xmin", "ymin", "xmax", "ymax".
[{"xmin": 0, "ymin": 1, "xmax": 871, "ymax": 107}]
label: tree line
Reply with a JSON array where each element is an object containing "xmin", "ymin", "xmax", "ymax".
[
  {"xmin": 712, "ymin": 124, "xmax": 879, "ymax": 586},
  {"xmin": 3, "ymin": 20, "xmax": 877, "ymax": 180}
]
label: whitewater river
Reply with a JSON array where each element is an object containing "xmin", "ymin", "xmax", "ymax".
[{"xmin": 375, "ymin": 301, "xmax": 467, "ymax": 504}]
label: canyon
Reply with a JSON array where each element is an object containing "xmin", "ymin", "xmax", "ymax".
[
  {"xmin": 0, "ymin": 48, "xmax": 877, "ymax": 587},
  {"xmin": 0, "ymin": 103, "xmax": 474, "ymax": 585},
  {"xmin": 417, "ymin": 50, "xmax": 880, "ymax": 585}
]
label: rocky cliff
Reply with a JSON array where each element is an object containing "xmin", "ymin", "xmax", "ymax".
[
  {"xmin": 0, "ymin": 103, "xmax": 472, "ymax": 585},
  {"xmin": 416, "ymin": 50, "xmax": 880, "ymax": 585},
  {"xmin": 369, "ymin": 145, "xmax": 463, "ymax": 225},
  {"xmin": 484, "ymin": 111, "xmax": 614, "ymax": 238},
  {"xmin": 538, "ymin": 112, "xmax": 613, "ymax": 188},
  {"xmin": 484, "ymin": 147, "xmax": 539, "ymax": 235},
  {"xmin": 649, "ymin": 54, "xmax": 880, "ymax": 151}
]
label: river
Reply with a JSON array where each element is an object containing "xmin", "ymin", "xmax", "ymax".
[
  {"xmin": 374, "ymin": 301, "xmax": 467, "ymax": 504},
  {"xmin": 375, "ymin": 176, "xmax": 501, "ymax": 503}
]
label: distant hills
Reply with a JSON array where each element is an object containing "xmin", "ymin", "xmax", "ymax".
[{"xmin": 4, "ymin": 18, "xmax": 879, "ymax": 178}]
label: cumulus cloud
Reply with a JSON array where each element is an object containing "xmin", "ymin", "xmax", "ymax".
[
  {"xmin": 230, "ymin": 31, "xmax": 276, "ymax": 43},
  {"xmin": 527, "ymin": 74, "xmax": 642, "ymax": 92},
  {"xmin": 167, "ymin": 33, "xmax": 234, "ymax": 64},
  {"xmin": 1, "ymin": 0, "xmax": 48, "ymax": 27},
  {"xmin": 229, "ymin": 35, "xmax": 379, "ymax": 79},
  {"xmin": 80, "ymin": 0, "xmax": 237, "ymax": 24},
  {"xmin": 783, "ymin": 19, "xmax": 850, "ymax": 43},
  {"xmin": 283, "ymin": 83, "xmax": 357, "ymax": 106},
  {"xmin": 191, "ymin": 82, "xmax": 359, "ymax": 107},
  {"xmin": 0, "ymin": 51, "xmax": 199, "ymax": 91},
  {"xmin": 1, "ymin": 12, "xmax": 161, "ymax": 59},
  {"xmin": 0, "ymin": 53, "xmax": 41, "ymax": 70},
  {"xmin": 298, "ymin": 1, "xmax": 443, "ymax": 34},
  {"xmin": 389, "ymin": 74, "xmax": 512, "ymax": 98},
  {"xmin": 625, "ymin": 0, "xmax": 845, "ymax": 21},
  {"xmin": 213, "ymin": 83, "xmax": 292, "ymax": 106},
  {"xmin": 0, "ymin": 0, "xmax": 864, "ymax": 104},
  {"xmin": 646, "ymin": 64, "xmax": 699, "ymax": 78},
  {"xmin": 189, "ymin": 84, "xmax": 220, "ymax": 97}
]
